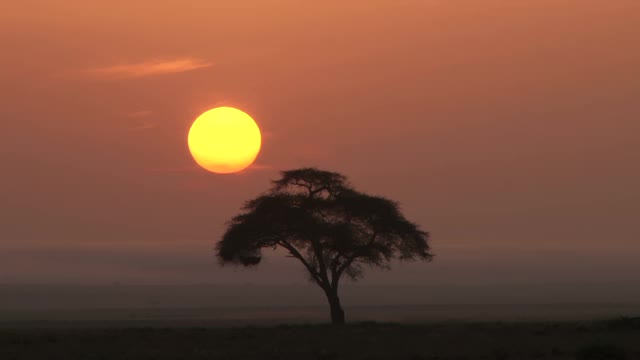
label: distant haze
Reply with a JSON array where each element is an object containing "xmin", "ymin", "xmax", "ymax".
[
  {"xmin": 1, "ymin": 0, "xmax": 639, "ymax": 306},
  {"xmin": 2, "ymin": 284, "xmax": 640, "ymax": 325}
]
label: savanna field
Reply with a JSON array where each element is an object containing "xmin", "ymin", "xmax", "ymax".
[
  {"xmin": 3, "ymin": 319, "xmax": 640, "ymax": 360},
  {"xmin": 3, "ymin": 2, "xmax": 640, "ymax": 360}
]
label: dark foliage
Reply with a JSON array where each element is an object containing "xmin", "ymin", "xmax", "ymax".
[
  {"xmin": 3, "ymin": 321, "xmax": 639, "ymax": 360},
  {"xmin": 603, "ymin": 316, "xmax": 640, "ymax": 331},
  {"xmin": 576, "ymin": 343, "xmax": 627, "ymax": 360},
  {"xmin": 216, "ymin": 168, "xmax": 432, "ymax": 323}
]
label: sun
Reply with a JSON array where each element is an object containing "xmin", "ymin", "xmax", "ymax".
[{"xmin": 188, "ymin": 107, "xmax": 262, "ymax": 174}]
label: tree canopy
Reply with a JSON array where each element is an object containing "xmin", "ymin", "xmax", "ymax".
[{"xmin": 217, "ymin": 168, "xmax": 432, "ymax": 323}]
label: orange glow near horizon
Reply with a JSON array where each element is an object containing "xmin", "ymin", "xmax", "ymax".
[{"xmin": 188, "ymin": 107, "xmax": 262, "ymax": 174}]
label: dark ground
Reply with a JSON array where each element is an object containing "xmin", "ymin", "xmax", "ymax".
[{"xmin": 2, "ymin": 318, "xmax": 639, "ymax": 360}]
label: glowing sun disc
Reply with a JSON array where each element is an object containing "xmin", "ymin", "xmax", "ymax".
[{"xmin": 188, "ymin": 107, "xmax": 261, "ymax": 174}]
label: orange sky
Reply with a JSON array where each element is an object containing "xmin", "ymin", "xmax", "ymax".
[{"xmin": 1, "ymin": 0, "xmax": 639, "ymax": 287}]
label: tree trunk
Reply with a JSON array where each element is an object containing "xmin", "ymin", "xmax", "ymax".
[{"xmin": 326, "ymin": 290, "xmax": 345, "ymax": 325}]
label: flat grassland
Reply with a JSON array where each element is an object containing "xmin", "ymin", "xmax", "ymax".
[{"xmin": 2, "ymin": 318, "xmax": 639, "ymax": 360}]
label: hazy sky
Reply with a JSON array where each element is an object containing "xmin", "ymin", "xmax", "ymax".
[{"xmin": 1, "ymin": 0, "xmax": 639, "ymax": 287}]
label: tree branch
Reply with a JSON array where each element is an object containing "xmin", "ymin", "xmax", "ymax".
[
  {"xmin": 335, "ymin": 232, "xmax": 378, "ymax": 280},
  {"xmin": 278, "ymin": 240, "xmax": 325, "ymax": 288},
  {"xmin": 291, "ymin": 181, "xmax": 313, "ymax": 195},
  {"xmin": 310, "ymin": 236, "xmax": 331, "ymax": 288}
]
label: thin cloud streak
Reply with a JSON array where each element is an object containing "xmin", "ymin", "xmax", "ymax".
[
  {"xmin": 126, "ymin": 110, "xmax": 152, "ymax": 118},
  {"xmin": 247, "ymin": 163, "xmax": 273, "ymax": 171},
  {"xmin": 145, "ymin": 166, "xmax": 202, "ymax": 174},
  {"xmin": 86, "ymin": 58, "xmax": 212, "ymax": 79},
  {"xmin": 125, "ymin": 110, "xmax": 156, "ymax": 130},
  {"xmin": 130, "ymin": 121, "xmax": 157, "ymax": 130}
]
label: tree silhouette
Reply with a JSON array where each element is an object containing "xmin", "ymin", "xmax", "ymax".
[{"xmin": 216, "ymin": 168, "xmax": 432, "ymax": 324}]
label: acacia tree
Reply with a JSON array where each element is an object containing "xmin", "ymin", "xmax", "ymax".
[{"xmin": 216, "ymin": 168, "xmax": 432, "ymax": 324}]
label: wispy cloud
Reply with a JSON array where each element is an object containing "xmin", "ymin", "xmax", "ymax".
[
  {"xmin": 86, "ymin": 58, "xmax": 212, "ymax": 79},
  {"xmin": 146, "ymin": 166, "xmax": 202, "ymax": 174},
  {"xmin": 125, "ymin": 110, "xmax": 156, "ymax": 130},
  {"xmin": 247, "ymin": 163, "xmax": 273, "ymax": 171},
  {"xmin": 130, "ymin": 121, "xmax": 157, "ymax": 130},
  {"xmin": 126, "ymin": 110, "xmax": 152, "ymax": 118}
]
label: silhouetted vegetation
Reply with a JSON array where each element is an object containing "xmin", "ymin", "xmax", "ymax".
[
  {"xmin": 2, "ymin": 320, "xmax": 640, "ymax": 359},
  {"xmin": 576, "ymin": 343, "xmax": 627, "ymax": 360},
  {"xmin": 602, "ymin": 316, "xmax": 640, "ymax": 331},
  {"xmin": 217, "ymin": 168, "xmax": 432, "ymax": 324}
]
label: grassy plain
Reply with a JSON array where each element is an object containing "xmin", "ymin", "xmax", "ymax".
[{"xmin": 2, "ymin": 318, "xmax": 639, "ymax": 360}]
